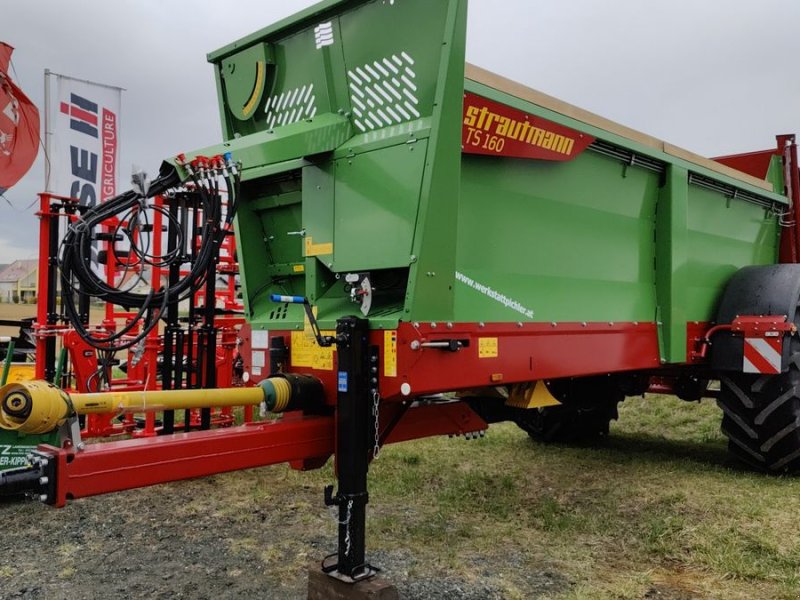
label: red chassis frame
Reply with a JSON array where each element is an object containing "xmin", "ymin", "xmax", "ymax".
[
  {"xmin": 31, "ymin": 132, "xmax": 799, "ymax": 508},
  {"xmin": 242, "ymin": 321, "xmax": 713, "ymax": 401},
  {"xmin": 35, "ymin": 318, "xmax": 713, "ymax": 507},
  {"xmin": 40, "ymin": 401, "xmax": 487, "ymax": 507}
]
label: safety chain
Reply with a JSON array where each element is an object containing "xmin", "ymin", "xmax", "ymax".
[
  {"xmin": 343, "ymin": 499, "xmax": 354, "ymax": 557},
  {"xmin": 372, "ymin": 390, "xmax": 381, "ymax": 460},
  {"xmin": 328, "ymin": 497, "xmax": 355, "ymax": 557}
]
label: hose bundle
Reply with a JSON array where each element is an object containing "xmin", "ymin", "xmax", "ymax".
[{"xmin": 58, "ymin": 158, "xmax": 241, "ymax": 351}]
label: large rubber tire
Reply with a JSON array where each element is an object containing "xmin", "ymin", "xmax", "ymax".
[
  {"xmin": 514, "ymin": 377, "xmax": 623, "ymax": 443},
  {"xmin": 719, "ymin": 369, "xmax": 800, "ymax": 473}
]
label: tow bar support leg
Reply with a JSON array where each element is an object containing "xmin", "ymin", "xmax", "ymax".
[
  {"xmin": 328, "ymin": 316, "xmax": 372, "ymax": 580},
  {"xmin": 313, "ymin": 316, "xmax": 398, "ymax": 598}
]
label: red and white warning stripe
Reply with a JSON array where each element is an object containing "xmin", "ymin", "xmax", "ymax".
[{"xmin": 743, "ymin": 336, "xmax": 782, "ymax": 374}]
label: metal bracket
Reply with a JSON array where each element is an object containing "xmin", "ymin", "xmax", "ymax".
[
  {"xmin": 420, "ymin": 339, "xmax": 470, "ymax": 352},
  {"xmin": 323, "ymin": 484, "xmax": 340, "ymax": 507},
  {"xmin": 320, "ymin": 554, "xmax": 378, "ymax": 584},
  {"xmin": 58, "ymin": 414, "xmax": 84, "ymax": 451},
  {"xmin": 0, "ymin": 449, "xmax": 55, "ymax": 502},
  {"xmin": 344, "ymin": 273, "xmax": 373, "ymax": 317},
  {"xmin": 695, "ymin": 314, "xmax": 796, "ymax": 361}
]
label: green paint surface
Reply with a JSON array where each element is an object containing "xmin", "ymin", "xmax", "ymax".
[
  {"xmin": 188, "ymin": 0, "xmax": 785, "ymax": 364},
  {"xmin": 0, "ymin": 429, "xmax": 59, "ymax": 473}
]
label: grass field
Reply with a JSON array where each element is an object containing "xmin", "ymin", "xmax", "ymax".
[
  {"xmin": 2, "ymin": 397, "xmax": 799, "ymax": 598},
  {"xmin": 1, "ymin": 296, "xmax": 798, "ymax": 598},
  {"xmin": 242, "ymin": 396, "xmax": 800, "ymax": 599},
  {"xmin": 5, "ymin": 396, "xmax": 798, "ymax": 600}
]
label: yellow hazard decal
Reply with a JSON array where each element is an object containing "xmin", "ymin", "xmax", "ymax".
[
  {"xmin": 290, "ymin": 306, "xmax": 335, "ymax": 369},
  {"xmin": 291, "ymin": 330, "xmax": 335, "ymax": 370},
  {"xmin": 304, "ymin": 237, "xmax": 333, "ymax": 257},
  {"xmin": 478, "ymin": 337, "xmax": 498, "ymax": 359},
  {"xmin": 384, "ymin": 330, "xmax": 398, "ymax": 377},
  {"xmin": 293, "ymin": 264, "xmax": 305, "ymax": 273}
]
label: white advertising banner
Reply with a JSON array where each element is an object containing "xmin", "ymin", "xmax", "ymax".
[{"xmin": 45, "ymin": 71, "xmax": 122, "ymax": 206}]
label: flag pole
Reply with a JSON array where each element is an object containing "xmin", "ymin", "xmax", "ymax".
[{"xmin": 43, "ymin": 68, "xmax": 51, "ymax": 192}]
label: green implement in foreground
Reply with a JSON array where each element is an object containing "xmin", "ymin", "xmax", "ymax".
[
  {"xmin": 167, "ymin": 0, "xmax": 800, "ymax": 477},
  {"xmin": 175, "ymin": 1, "xmax": 798, "ymax": 474},
  {"xmin": 178, "ymin": 0, "xmax": 784, "ymax": 354}
]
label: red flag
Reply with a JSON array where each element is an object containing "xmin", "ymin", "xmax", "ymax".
[
  {"xmin": 0, "ymin": 43, "xmax": 12, "ymax": 73},
  {"xmin": 0, "ymin": 43, "xmax": 40, "ymax": 195}
]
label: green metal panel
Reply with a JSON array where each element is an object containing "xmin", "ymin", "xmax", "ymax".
[
  {"xmin": 684, "ymin": 184, "xmax": 779, "ymax": 320},
  {"xmin": 655, "ymin": 166, "xmax": 690, "ymax": 364},
  {"xmin": 170, "ymin": 113, "xmax": 353, "ymax": 182},
  {"xmin": 235, "ymin": 172, "xmax": 306, "ymax": 321},
  {"xmin": 457, "ymin": 151, "xmax": 659, "ymax": 323},
  {"xmin": 403, "ymin": 0, "xmax": 466, "ymax": 322},
  {"xmin": 464, "ymin": 79, "xmax": 787, "ymax": 205},
  {"xmin": 195, "ymin": 0, "xmax": 466, "ymax": 332},
  {"xmin": 767, "ymin": 155, "xmax": 786, "ymax": 193},
  {"xmin": 333, "ymin": 140, "xmax": 429, "ymax": 271},
  {"xmin": 179, "ymin": 0, "xmax": 788, "ymax": 365},
  {"xmin": 302, "ymin": 162, "xmax": 335, "ymax": 269},
  {"xmin": 220, "ymin": 43, "xmax": 274, "ymax": 122}
]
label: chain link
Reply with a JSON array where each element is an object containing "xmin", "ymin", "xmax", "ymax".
[
  {"xmin": 329, "ymin": 498, "xmax": 355, "ymax": 557},
  {"xmin": 343, "ymin": 499, "xmax": 353, "ymax": 557},
  {"xmin": 372, "ymin": 390, "xmax": 381, "ymax": 459}
]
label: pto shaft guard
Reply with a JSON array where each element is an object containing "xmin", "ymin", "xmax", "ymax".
[{"xmin": 0, "ymin": 376, "xmax": 323, "ymax": 435}]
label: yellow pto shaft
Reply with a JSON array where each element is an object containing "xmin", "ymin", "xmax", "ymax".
[
  {"xmin": 69, "ymin": 386, "xmax": 266, "ymax": 414},
  {"xmin": 0, "ymin": 377, "xmax": 298, "ymax": 435}
]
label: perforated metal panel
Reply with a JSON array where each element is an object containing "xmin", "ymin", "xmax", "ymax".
[
  {"xmin": 347, "ymin": 53, "xmax": 419, "ymax": 132},
  {"xmin": 264, "ymin": 84, "xmax": 318, "ymax": 129}
]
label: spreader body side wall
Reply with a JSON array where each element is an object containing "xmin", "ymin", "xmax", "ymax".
[
  {"xmin": 456, "ymin": 149, "xmax": 660, "ymax": 325},
  {"xmin": 203, "ymin": 0, "xmax": 783, "ymax": 370},
  {"xmin": 455, "ymin": 82, "xmax": 780, "ymax": 364}
]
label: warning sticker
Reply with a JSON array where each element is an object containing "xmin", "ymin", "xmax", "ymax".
[
  {"xmin": 304, "ymin": 237, "xmax": 334, "ymax": 257},
  {"xmin": 251, "ymin": 351, "xmax": 266, "ymax": 368},
  {"xmin": 291, "ymin": 330, "xmax": 336, "ymax": 370},
  {"xmin": 251, "ymin": 329, "xmax": 269, "ymax": 349},
  {"xmin": 313, "ymin": 343, "xmax": 335, "ymax": 371},
  {"xmin": 478, "ymin": 338, "xmax": 499, "ymax": 359},
  {"xmin": 384, "ymin": 330, "xmax": 398, "ymax": 378}
]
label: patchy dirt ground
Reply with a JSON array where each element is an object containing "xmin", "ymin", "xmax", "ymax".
[
  {"xmin": 1, "ymin": 401, "xmax": 799, "ymax": 600},
  {"xmin": 0, "ymin": 471, "xmax": 568, "ymax": 600}
]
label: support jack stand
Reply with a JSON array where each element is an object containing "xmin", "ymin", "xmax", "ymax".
[
  {"xmin": 320, "ymin": 554, "xmax": 378, "ymax": 584},
  {"xmin": 305, "ymin": 316, "xmax": 398, "ymax": 600}
]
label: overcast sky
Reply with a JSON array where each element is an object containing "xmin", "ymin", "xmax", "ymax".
[{"xmin": 2, "ymin": 0, "xmax": 799, "ymax": 261}]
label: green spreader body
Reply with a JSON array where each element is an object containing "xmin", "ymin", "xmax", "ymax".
[{"xmin": 177, "ymin": 0, "xmax": 788, "ymax": 392}]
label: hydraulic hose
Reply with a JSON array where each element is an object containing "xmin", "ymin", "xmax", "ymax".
[{"xmin": 58, "ymin": 159, "xmax": 240, "ymax": 351}]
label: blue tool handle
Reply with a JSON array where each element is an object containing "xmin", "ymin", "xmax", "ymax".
[{"xmin": 270, "ymin": 294, "xmax": 306, "ymax": 304}]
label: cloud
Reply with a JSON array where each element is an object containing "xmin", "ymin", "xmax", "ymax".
[
  {"xmin": 0, "ymin": 235, "xmax": 37, "ymax": 262},
  {"xmin": 1, "ymin": 0, "xmax": 799, "ymax": 262}
]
